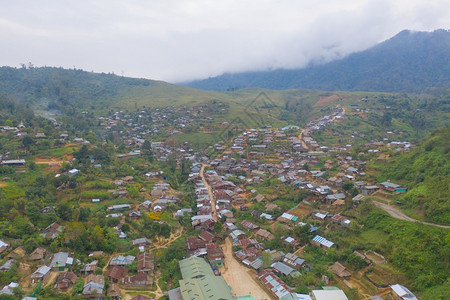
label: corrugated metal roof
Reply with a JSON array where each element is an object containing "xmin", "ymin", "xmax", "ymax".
[
  {"xmin": 272, "ymin": 262, "xmax": 295, "ymax": 276},
  {"xmin": 179, "ymin": 257, "xmax": 234, "ymax": 300},
  {"xmin": 312, "ymin": 235, "xmax": 334, "ymax": 248}
]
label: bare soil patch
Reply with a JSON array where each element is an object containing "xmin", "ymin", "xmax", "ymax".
[
  {"xmin": 366, "ymin": 252, "xmax": 386, "ymax": 264},
  {"xmin": 290, "ymin": 203, "xmax": 313, "ymax": 218},
  {"xmin": 313, "ymin": 94, "xmax": 341, "ymax": 107},
  {"xmin": 35, "ymin": 155, "xmax": 71, "ymax": 170},
  {"xmin": 368, "ymin": 264, "xmax": 408, "ymax": 287},
  {"xmin": 220, "ymin": 238, "xmax": 274, "ymax": 300}
]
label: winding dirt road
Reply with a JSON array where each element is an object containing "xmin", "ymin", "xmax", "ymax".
[
  {"xmin": 200, "ymin": 164, "xmax": 218, "ymax": 221},
  {"xmin": 372, "ymin": 200, "xmax": 450, "ymax": 229}
]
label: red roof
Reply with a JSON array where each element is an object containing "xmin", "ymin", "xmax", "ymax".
[
  {"xmin": 105, "ymin": 266, "xmax": 128, "ymax": 281},
  {"xmin": 137, "ymin": 253, "xmax": 153, "ymax": 272},
  {"xmin": 186, "ymin": 237, "xmax": 206, "ymax": 250},
  {"xmin": 199, "ymin": 231, "xmax": 215, "ymax": 242}
]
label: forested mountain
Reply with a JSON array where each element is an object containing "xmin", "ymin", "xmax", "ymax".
[
  {"xmin": 0, "ymin": 67, "xmax": 155, "ymax": 109},
  {"xmin": 375, "ymin": 127, "xmax": 450, "ymax": 225},
  {"xmin": 185, "ymin": 29, "xmax": 450, "ymax": 93},
  {"xmin": 0, "ymin": 66, "xmax": 229, "ymax": 115}
]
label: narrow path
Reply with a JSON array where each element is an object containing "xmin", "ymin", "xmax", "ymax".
[
  {"xmin": 220, "ymin": 238, "xmax": 274, "ymax": 300},
  {"xmin": 371, "ymin": 200, "xmax": 450, "ymax": 229},
  {"xmin": 200, "ymin": 163, "xmax": 218, "ymax": 221},
  {"xmin": 298, "ymin": 129, "xmax": 309, "ymax": 151},
  {"xmin": 150, "ymin": 226, "xmax": 183, "ymax": 250}
]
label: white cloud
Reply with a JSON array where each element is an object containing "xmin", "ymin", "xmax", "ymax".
[{"xmin": 0, "ymin": 0, "xmax": 448, "ymax": 82}]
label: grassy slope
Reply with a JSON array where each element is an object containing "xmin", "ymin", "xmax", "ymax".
[
  {"xmin": 374, "ymin": 127, "xmax": 450, "ymax": 225},
  {"xmin": 312, "ymin": 92, "xmax": 450, "ymax": 144}
]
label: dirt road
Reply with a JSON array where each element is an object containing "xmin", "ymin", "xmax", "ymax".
[
  {"xmin": 200, "ymin": 164, "xmax": 218, "ymax": 221},
  {"xmin": 298, "ymin": 130, "xmax": 309, "ymax": 151},
  {"xmin": 220, "ymin": 238, "xmax": 274, "ymax": 300},
  {"xmin": 372, "ymin": 200, "xmax": 450, "ymax": 229}
]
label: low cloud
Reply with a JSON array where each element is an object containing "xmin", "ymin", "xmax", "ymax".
[{"xmin": 0, "ymin": 0, "xmax": 448, "ymax": 82}]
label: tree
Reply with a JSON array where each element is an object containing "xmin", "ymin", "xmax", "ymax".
[
  {"xmin": 22, "ymin": 135, "xmax": 34, "ymax": 149},
  {"xmin": 57, "ymin": 203, "xmax": 72, "ymax": 221},
  {"xmin": 262, "ymin": 252, "xmax": 272, "ymax": 268},
  {"xmin": 213, "ymin": 221, "xmax": 223, "ymax": 234},
  {"xmin": 24, "ymin": 238, "xmax": 38, "ymax": 253},
  {"xmin": 121, "ymin": 224, "xmax": 130, "ymax": 232}
]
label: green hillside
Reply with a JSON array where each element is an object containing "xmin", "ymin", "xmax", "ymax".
[
  {"xmin": 1, "ymin": 67, "xmax": 448, "ymax": 141},
  {"xmin": 374, "ymin": 127, "xmax": 450, "ymax": 225}
]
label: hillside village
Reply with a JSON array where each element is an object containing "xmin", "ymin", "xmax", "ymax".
[{"xmin": 0, "ymin": 93, "xmax": 447, "ymax": 300}]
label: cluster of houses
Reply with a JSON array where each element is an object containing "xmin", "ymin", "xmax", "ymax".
[
  {"xmin": 98, "ymin": 103, "xmax": 228, "ymax": 160},
  {"xmin": 160, "ymin": 104, "xmax": 416, "ymax": 300},
  {"xmin": 0, "ymin": 99, "xmax": 419, "ymax": 300},
  {"xmin": 0, "ymin": 242, "xmax": 155, "ymax": 299}
]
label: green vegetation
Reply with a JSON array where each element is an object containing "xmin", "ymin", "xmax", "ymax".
[
  {"xmin": 374, "ymin": 127, "xmax": 450, "ymax": 224},
  {"xmin": 313, "ymin": 93, "xmax": 449, "ymax": 145},
  {"xmin": 0, "ymin": 65, "xmax": 448, "ymax": 300},
  {"xmin": 358, "ymin": 206, "xmax": 449, "ymax": 291}
]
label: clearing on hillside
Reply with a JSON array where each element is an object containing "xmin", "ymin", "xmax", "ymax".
[{"xmin": 313, "ymin": 94, "xmax": 341, "ymax": 107}]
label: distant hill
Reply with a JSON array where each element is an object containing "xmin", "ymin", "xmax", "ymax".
[
  {"xmin": 184, "ymin": 29, "xmax": 450, "ymax": 93},
  {"xmin": 0, "ymin": 66, "xmax": 226, "ymax": 112},
  {"xmin": 0, "ymin": 67, "xmax": 313, "ymax": 128},
  {"xmin": 376, "ymin": 127, "xmax": 450, "ymax": 225},
  {"xmin": 0, "ymin": 66, "xmax": 448, "ymax": 135}
]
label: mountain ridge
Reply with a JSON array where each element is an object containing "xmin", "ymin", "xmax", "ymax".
[{"xmin": 184, "ymin": 29, "xmax": 450, "ymax": 93}]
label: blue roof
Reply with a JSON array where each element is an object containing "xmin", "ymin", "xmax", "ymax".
[{"xmin": 312, "ymin": 235, "xmax": 334, "ymax": 248}]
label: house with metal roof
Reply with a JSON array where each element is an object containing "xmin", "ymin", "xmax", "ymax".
[
  {"xmin": 107, "ymin": 204, "xmax": 131, "ymax": 211},
  {"xmin": 390, "ymin": 284, "xmax": 417, "ymax": 300},
  {"xmin": 311, "ymin": 289, "xmax": 348, "ymax": 300},
  {"xmin": 109, "ymin": 255, "xmax": 135, "ymax": 266},
  {"xmin": 0, "ymin": 282, "xmax": 19, "ymax": 296},
  {"xmin": 311, "ymin": 235, "xmax": 335, "ymax": 250},
  {"xmin": 0, "ymin": 239, "xmax": 9, "ymax": 254},
  {"xmin": 230, "ymin": 229, "xmax": 247, "ymax": 241},
  {"xmin": 178, "ymin": 256, "xmax": 235, "ymax": 300},
  {"xmin": 257, "ymin": 269, "xmax": 292, "ymax": 299},
  {"xmin": 82, "ymin": 275, "xmax": 104, "ymax": 299},
  {"xmin": 379, "ymin": 182, "xmax": 407, "ymax": 193},
  {"xmin": 49, "ymin": 252, "xmax": 73, "ymax": 271},
  {"xmin": 278, "ymin": 212, "xmax": 298, "ymax": 223},
  {"xmin": 31, "ymin": 265, "xmax": 51, "ymax": 283},
  {"xmin": 281, "ymin": 293, "xmax": 312, "ymax": 300},
  {"xmin": 271, "ymin": 262, "xmax": 301, "ymax": 277},
  {"xmin": 283, "ymin": 253, "xmax": 306, "ymax": 269},
  {"xmin": 331, "ymin": 215, "xmax": 351, "ymax": 227},
  {"xmin": 1, "ymin": 159, "xmax": 26, "ymax": 166}
]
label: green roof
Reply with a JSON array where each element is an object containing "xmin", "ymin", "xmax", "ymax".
[
  {"xmin": 179, "ymin": 257, "xmax": 235, "ymax": 300},
  {"xmin": 322, "ymin": 286, "xmax": 341, "ymax": 290}
]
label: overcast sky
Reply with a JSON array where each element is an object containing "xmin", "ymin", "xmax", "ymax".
[{"xmin": 0, "ymin": 0, "xmax": 448, "ymax": 82}]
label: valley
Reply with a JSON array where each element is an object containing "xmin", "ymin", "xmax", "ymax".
[{"xmin": 0, "ymin": 67, "xmax": 447, "ymax": 300}]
